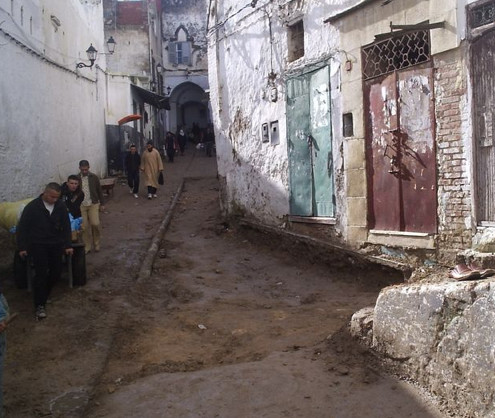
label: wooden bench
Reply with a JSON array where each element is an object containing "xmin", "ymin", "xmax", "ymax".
[{"xmin": 100, "ymin": 178, "xmax": 117, "ymax": 196}]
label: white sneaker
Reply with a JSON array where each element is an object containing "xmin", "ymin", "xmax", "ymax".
[
  {"xmin": 147, "ymin": 194, "xmax": 152, "ymax": 200},
  {"xmin": 36, "ymin": 305, "xmax": 47, "ymax": 320},
  {"xmin": 134, "ymin": 194, "xmax": 138, "ymax": 198},
  {"xmin": 153, "ymin": 194, "xmax": 158, "ymax": 198},
  {"xmin": 129, "ymin": 188, "xmax": 133, "ymax": 194}
]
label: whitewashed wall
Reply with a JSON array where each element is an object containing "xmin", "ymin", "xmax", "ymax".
[
  {"xmin": 0, "ymin": 0, "xmax": 107, "ymax": 202},
  {"xmin": 208, "ymin": 0, "xmax": 348, "ymax": 225},
  {"xmin": 106, "ymin": 75, "xmax": 133, "ymax": 124}
]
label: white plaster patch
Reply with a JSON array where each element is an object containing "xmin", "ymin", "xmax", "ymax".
[{"xmin": 311, "ymin": 83, "xmax": 330, "ymax": 129}]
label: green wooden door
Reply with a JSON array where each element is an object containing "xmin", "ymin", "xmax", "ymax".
[
  {"xmin": 287, "ymin": 66, "xmax": 334, "ymax": 217},
  {"xmin": 287, "ymin": 74, "xmax": 312, "ymax": 215}
]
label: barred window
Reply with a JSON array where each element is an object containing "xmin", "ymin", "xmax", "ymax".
[
  {"xmin": 469, "ymin": 1, "xmax": 495, "ymax": 29},
  {"xmin": 361, "ymin": 30, "xmax": 430, "ymax": 80}
]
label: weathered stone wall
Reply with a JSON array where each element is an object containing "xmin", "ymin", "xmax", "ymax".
[
  {"xmin": 434, "ymin": 46, "xmax": 473, "ymax": 263},
  {"xmin": 368, "ymin": 280, "xmax": 495, "ymax": 417}
]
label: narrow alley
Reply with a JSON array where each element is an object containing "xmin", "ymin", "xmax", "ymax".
[
  {"xmin": 2, "ymin": 151, "xmax": 445, "ymax": 417},
  {"xmin": 3, "ymin": 1, "xmax": 495, "ymax": 416}
]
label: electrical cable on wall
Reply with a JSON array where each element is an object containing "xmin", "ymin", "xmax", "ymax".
[
  {"xmin": 0, "ymin": 26, "xmax": 94, "ymax": 81},
  {"xmin": 262, "ymin": 7, "xmax": 275, "ymax": 80},
  {"xmin": 0, "ymin": 6, "xmax": 103, "ymax": 72},
  {"xmin": 207, "ymin": 0, "xmax": 271, "ymax": 36}
]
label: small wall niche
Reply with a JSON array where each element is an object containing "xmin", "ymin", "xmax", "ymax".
[
  {"xmin": 343, "ymin": 112, "xmax": 353, "ymax": 137},
  {"xmin": 270, "ymin": 121, "xmax": 279, "ymax": 145}
]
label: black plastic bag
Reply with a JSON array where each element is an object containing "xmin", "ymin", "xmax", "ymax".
[{"xmin": 158, "ymin": 171, "xmax": 164, "ymax": 185}]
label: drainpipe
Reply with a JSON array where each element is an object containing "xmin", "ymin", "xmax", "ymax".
[
  {"xmin": 146, "ymin": 0, "xmax": 161, "ymax": 145},
  {"xmin": 208, "ymin": 0, "xmax": 224, "ymax": 128},
  {"xmin": 147, "ymin": 1, "xmax": 154, "ymax": 88}
]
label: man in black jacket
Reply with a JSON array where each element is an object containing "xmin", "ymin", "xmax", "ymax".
[
  {"xmin": 17, "ymin": 183, "xmax": 73, "ymax": 320},
  {"xmin": 124, "ymin": 144, "xmax": 141, "ymax": 198},
  {"xmin": 61, "ymin": 175, "xmax": 84, "ymax": 218}
]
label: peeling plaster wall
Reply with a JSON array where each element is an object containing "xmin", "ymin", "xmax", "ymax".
[
  {"xmin": 372, "ymin": 279, "xmax": 495, "ymax": 417},
  {"xmin": 208, "ymin": 0, "xmax": 347, "ymax": 228},
  {"xmin": 208, "ymin": 0, "xmax": 475, "ymax": 255},
  {"xmin": 0, "ymin": 0, "xmax": 107, "ymax": 202},
  {"xmin": 107, "ymin": 28, "xmax": 151, "ymax": 75},
  {"xmin": 104, "ymin": 0, "xmax": 155, "ymax": 77}
]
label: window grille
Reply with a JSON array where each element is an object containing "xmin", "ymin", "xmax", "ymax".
[
  {"xmin": 361, "ymin": 30, "xmax": 431, "ymax": 80},
  {"xmin": 469, "ymin": 1, "xmax": 495, "ymax": 29}
]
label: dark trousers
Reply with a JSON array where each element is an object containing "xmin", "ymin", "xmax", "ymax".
[
  {"xmin": 205, "ymin": 141, "xmax": 214, "ymax": 157},
  {"xmin": 30, "ymin": 244, "xmax": 63, "ymax": 307},
  {"xmin": 178, "ymin": 139, "xmax": 186, "ymax": 155},
  {"xmin": 147, "ymin": 186, "xmax": 157, "ymax": 195},
  {"xmin": 127, "ymin": 170, "xmax": 140, "ymax": 193},
  {"xmin": 166, "ymin": 149, "xmax": 175, "ymax": 162}
]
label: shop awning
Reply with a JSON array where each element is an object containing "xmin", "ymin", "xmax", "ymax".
[
  {"xmin": 118, "ymin": 114, "xmax": 142, "ymax": 125},
  {"xmin": 131, "ymin": 84, "xmax": 170, "ymax": 110}
]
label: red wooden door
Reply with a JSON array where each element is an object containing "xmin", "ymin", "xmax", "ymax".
[{"xmin": 365, "ymin": 67, "xmax": 437, "ymax": 233}]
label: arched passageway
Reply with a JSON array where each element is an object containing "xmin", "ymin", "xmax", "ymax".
[{"xmin": 168, "ymin": 81, "xmax": 210, "ymax": 136}]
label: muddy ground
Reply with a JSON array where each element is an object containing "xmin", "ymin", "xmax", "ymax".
[{"xmin": 0, "ymin": 150, "xmax": 447, "ymax": 417}]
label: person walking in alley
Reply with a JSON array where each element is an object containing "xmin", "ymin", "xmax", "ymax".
[
  {"xmin": 140, "ymin": 140, "xmax": 163, "ymax": 199},
  {"xmin": 61, "ymin": 175, "xmax": 84, "ymax": 218},
  {"xmin": 205, "ymin": 125, "xmax": 215, "ymax": 157},
  {"xmin": 78, "ymin": 160, "xmax": 105, "ymax": 254},
  {"xmin": 177, "ymin": 126, "xmax": 187, "ymax": 156},
  {"xmin": 16, "ymin": 183, "xmax": 73, "ymax": 319},
  {"xmin": 165, "ymin": 131, "xmax": 177, "ymax": 163},
  {"xmin": 125, "ymin": 144, "xmax": 141, "ymax": 198}
]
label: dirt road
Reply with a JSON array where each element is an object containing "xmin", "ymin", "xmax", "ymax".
[{"xmin": 0, "ymin": 149, "xmax": 446, "ymax": 417}]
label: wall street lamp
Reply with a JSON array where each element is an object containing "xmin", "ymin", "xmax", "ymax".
[
  {"xmin": 76, "ymin": 44, "xmax": 98, "ymax": 69},
  {"xmin": 76, "ymin": 37, "xmax": 116, "ymax": 69},
  {"xmin": 106, "ymin": 36, "xmax": 116, "ymax": 54},
  {"xmin": 166, "ymin": 86, "xmax": 172, "ymax": 96}
]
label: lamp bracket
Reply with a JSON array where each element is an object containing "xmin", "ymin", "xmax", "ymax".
[{"xmin": 76, "ymin": 61, "xmax": 95, "ymax": 69}]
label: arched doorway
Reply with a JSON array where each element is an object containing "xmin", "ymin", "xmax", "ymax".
[{"xmin": 168, "ymin": 81, "xmax": 210, "ymax": 135}]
